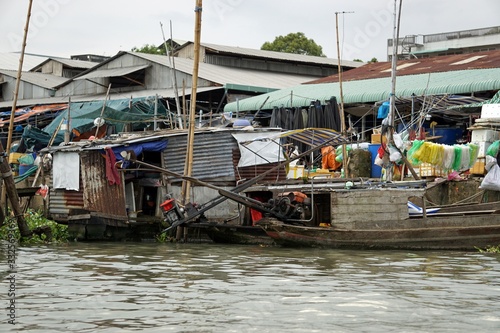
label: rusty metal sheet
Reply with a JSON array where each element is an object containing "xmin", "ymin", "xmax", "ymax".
[
  {"xmin": 80, "ymin": 150, "xmax": 127, "ymax": 217},
  {"xmin": 308, "ymin": 50, "xmax": 500, "ymax": 84}
]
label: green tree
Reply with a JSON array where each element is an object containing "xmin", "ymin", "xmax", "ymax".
[
  {"xmin": 131, "ymin": 44, "xmax": 166, "ymax": 55},
  {"xmin": 261, "ymin": 32, "xmax": 325, "ymax": 57},
  {"xmin": 368, "ymin": 57, "xmax": 378, "ymax": 63}
]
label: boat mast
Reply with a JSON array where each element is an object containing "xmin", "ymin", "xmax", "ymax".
[{"xmin": 181, "ymin": 0, "xmax": 203, "ymax": 207}]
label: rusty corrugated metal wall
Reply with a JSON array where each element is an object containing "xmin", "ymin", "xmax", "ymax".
[
  {"xmin": 48, "ymin": 164, "xmax": 85, "ymax": 217},
  {"xmin": 80, "ymin": 150, "xmax": 127, "ymax": 216},
  {"xmin": 163, "ymin": 131, "xmax": 238, "ymax": 183},
  {"xmin": 48, "ymin": 150, "xmax": 127, "ymax": 219}
]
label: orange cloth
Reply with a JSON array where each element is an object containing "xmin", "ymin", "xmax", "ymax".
[{"xmin": 321, "ymin": 146, "xmax": 341, "ymax": 170}]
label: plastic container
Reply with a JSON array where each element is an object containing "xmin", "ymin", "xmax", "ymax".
[
  {"xmin": 19, "ymin": 164, "xmax": 34, "ymax": 176},
  {"xmin": 368, "ymin": 144, "xmax": 382, "ymax": 178}
]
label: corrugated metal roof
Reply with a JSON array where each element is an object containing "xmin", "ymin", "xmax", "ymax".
[
  {"xmin": 30, "ymin": 57, "xmax": 97, "ymax": 71},
  {"xmin": 0, "ymin": 69, "xmax": 69, "ymax": 89},
  {"xmin": 0, "ymin": 86, "xmax": 222, "ymax": 109},
  {"xmin": 74, "ymin": 64, "xmax": 150, "ymax": 80},
  {"xmin": 194, "ymin": 42, "xmax": 364, "ymax": 69},
  {"xmin": 131, "ymin": 52, "xmax": 318, "ymax": 89},
  {"xmin": 308, "ymin": 50, "xmax": 500, "ymax": 84},
  {"xmin": 0, "ymin": 52, "xmax": 48, "ymax": 70},
  {"xmin": 224, "ymin": 68, "xmax": 500, "ymax": 113}
]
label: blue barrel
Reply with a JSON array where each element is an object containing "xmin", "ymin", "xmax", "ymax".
[
  {"xmin": 431, "ymin": 128, "xmax": 464, "ymax": 145},
  {"xmin": 19, "ymin": 164, "xmax": 34, "ymax": 176},
  {"xmin": 368, "ymin": 144, "xmax": 382, "ymax": 178}
]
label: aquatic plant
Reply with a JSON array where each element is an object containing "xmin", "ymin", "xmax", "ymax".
[
  {"xmin": 476, "ymin": 245, "xmax": 500, "ymax": 253},
  {"xmin": 0, "ymin": 209, "xmax": 69, "ymax": 244}
]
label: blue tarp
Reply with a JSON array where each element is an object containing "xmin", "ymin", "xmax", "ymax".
[
  {"xmin": 111, "ymin": 140, "xmax": 168, "ymax": 160},
  {"xmin": 110, "ymin": 139, "xmax": 168, "ymax": 168}
]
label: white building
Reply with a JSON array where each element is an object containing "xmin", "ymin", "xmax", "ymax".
[{"xmin": 387, "ymin": 26, "xmax": 500, "ymax": 60}]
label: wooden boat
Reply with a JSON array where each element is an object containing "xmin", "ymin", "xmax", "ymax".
[
  {"xmin": 255, "ymin": 183, "xmax": 500, "ymax": 250},
  {"xmin": 191, "ymin": 222, "xmax": 274, "ymax": 245}
]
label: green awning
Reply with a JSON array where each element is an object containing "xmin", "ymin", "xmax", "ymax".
[{"xmin": 224, "ymin": 68, "xmax": 500, "ymax": 113}]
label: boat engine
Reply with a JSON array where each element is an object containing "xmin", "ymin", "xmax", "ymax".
[
  {"xmin": 160, "ymin": 198, "xmax": 184, "ymax": 225},
  {"xmin": 270, "ymin": 191, "xmax": 311, "ymax": 221}
]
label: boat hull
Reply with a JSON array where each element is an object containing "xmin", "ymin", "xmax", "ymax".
[
  {"xmin": 190, "ymin": 222, "xmax": 274, "ymax": 245},
  {"xmin": 260, "ymin": 215, "xmax": 500, "ymax": 250}
]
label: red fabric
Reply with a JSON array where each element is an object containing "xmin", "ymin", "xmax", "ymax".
[
  {"xmin": 105, "ymin": 147, "xmax": 121, "ymax": 185},
  {"xmin": 250, "ymin": 209, "xmax": 263, "ymax": 225}
]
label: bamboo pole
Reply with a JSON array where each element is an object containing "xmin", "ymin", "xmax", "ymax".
[
  {"xmin": 64, "ymin": 97, "xmax": 71, "ymax": 143},
  {"xmin": 6, "ymin": 0, "xmax": 33, "ymax": 153},
  {"xmin": 2, "ymin": 0, "xmax": 33, "ymax": 210},
  {"xmin": 178, "ymin": 0, "xmax": 202, "ymax": 240},
  {"xmin": 335, "ymin": 11, "xmax": 352, "ymax": 178},
  {"xmin": 160, "ymin": 21, "xmax": 183, "ymax": 129},
  {"xmin": 94, "ymin": 83, "xmax": 112, "ymax": 138},
  {"xmin": 181, "ymin": 0, "xmax": 203, "ymax": 206}
]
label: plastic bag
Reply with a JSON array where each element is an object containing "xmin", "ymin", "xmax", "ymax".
[
  {"xmin": 442, "ymin": 145, "xmax": 455, "ymax": 170},
  {"xmin": 468, "ymin": 143, "xmax": 479, "ymax": 169},
  {"xmin": 486, "ymin": 140, "xmax": 500, "ymax": 157},
  {"xmin": 407, "ymin": 140, "xmax": 424, "ymax": 165},
  {"xmin": 389, "ymin": 146, "xmax": 402, "ymax": 162},
  {"xmin": 393, "ymin": 133, "xmax": 403, "ymax": 149},
  {"xmin": 18, "ymin": 153, "xmax": 35, "ymax": 165},
  {"xmin": 480, "ymin": 164, "xmax": 500, "ymax": 191},
  {"xmin": 36, "ymin": 184, "xmax": 49, "ymax": 200}
]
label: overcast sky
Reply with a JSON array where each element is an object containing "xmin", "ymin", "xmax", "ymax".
[{"xmin": 1, "ymin": 0, "xmax": 499, "ymax": 63}]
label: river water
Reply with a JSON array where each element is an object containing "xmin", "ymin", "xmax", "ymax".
[{"xmin": 1, "ymin": 241, "xmax": 500, "ymax": 333}]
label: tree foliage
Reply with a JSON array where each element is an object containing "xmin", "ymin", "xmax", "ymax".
[
  {"xmin": 261, "ymin": 32, "xmax": 325, "ymax": 57},
  {"xmin": 131, "ymin": 44, "xmax": 167, "ymax": 55}
]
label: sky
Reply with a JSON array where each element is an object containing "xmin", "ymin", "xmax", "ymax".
[{"xmin": 1, "ymin": 0, "xmax": 499, "ymax": 63}]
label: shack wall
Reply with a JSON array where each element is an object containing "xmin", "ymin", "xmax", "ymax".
[{"xmin": 330, "ymin": 189, "xmax": 422, "ymax": 227}]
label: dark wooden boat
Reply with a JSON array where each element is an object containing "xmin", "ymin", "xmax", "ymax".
[
  {"xmin": 257, "ymin": 186, "xmax": 500, "ymax": 250},
  {"xmin": 191, "ymin": 222, "xmax": 274, "ymax": 245}
]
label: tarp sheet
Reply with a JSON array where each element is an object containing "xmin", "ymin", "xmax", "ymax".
[
  {"xmin": 111, "ymin": 139, "xmax": 168, "ymax": 165},
  {"xmin": 232, "ymin": 132, "xmax": 283, "ymax": 167},
  {"xmin": 43, "ymin": 96, "xmax": 168, "ymax": 137},
  {"xmin": 53, "ymin": 151, "xmax": 80, "ymax": 191}
]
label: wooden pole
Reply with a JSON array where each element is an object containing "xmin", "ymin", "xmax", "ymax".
[
  {"xmin": 6, "ymin": 0, "xmax": 33, "ymax": 154},
  {"xmin": 178, "ymin": 0, "xmax": 202, "ymax": 240},
  {"xmin": 94, "ymin": 83, "xmax": 112, "ymax": 138},
  {"xmin": 181, "ymin": 0, "xmax": 203, "ymax": 206},
  {"xmin": 0, "ymin": 143, "xmax": 31, "ymax": 237},
  {"xmin": 182, "ymin": 79, "xmax": 187, "ymax": 129},
  {"xmin": 160, "ymin": 21, "xmax": 183, "ymax": 129},
  {"xmin": 335, "ymin": 11, "xmax": 352, "ymax": 177},
  {"xmin": 2, "ymin": 0, "xmax": 33, "ymax": 211},
  {"xmin": 64, "ymin": 97, "xmax": 71, "ymax": 143}
]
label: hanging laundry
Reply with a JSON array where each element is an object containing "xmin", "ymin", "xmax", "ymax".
[{"xmin": 105, "ymin": 147, "xmax": 121, "ymax": 185}]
